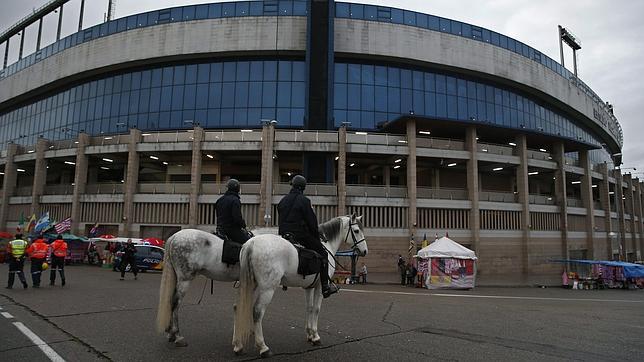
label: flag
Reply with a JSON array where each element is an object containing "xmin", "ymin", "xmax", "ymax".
[
  {"xmin": 408, "ymin": 235, "xmax": 415, "ymax": 254},
  {"xmin": 89, "ymin": 223, "xmax": 99, "ymax": 237},
  {"xmin": 422, "ymin": 233, "xmax": 428, "ymax": 249},
  {"xmin": 34, "ymin": 212, "xmax": 50, "ymax": 234},
  {"xmin": 26, "ymin": 214, "xmax": 37, "ymax": 233},
  {"xmin": 18, "ymin": 211, "xmax": 25, "ymax": 229},
  {"xmin": 54, "ymin": 217, "xmax": 72, "ymax": 234}
]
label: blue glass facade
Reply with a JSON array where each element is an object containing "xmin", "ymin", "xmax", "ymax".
[{"xmin": 0, "ymin": 60, "xmax": 306, "ymax": 145}]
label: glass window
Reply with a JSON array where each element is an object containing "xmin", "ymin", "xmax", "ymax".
[
  {"xmin": 249, "ymin": 1, "xmax": 263, "ymax": 16},
  {"xmin": 223, "ymin": 63, "xmax": 236, "ymax": 82},
  {"xmin": 350, "ymin": 4, "xmax": 364, "ymax": 19},
  {"xmin": 293, "ymin": 1, "xmax": 307, "ymax": 15},
  {"xmin": 195, "ymin": 5, "xmax": 209, "ymax": 19},
  {"xmin": 236, "ymin": 61, "xmax": 250, "ymax": 82},
  {"xmin": 248, "ymin": 82, "xmax": 262, "ymax": 107},
  {"xmin": 173, "ymin": 65, "xmax": 186, "ymax": 85},
  {"xmin": 292, "ymin": 82, "xmax": 305, "ymax": 107},
  {"xmin": 403, "ymin": 11, "xmax": 416, "ymax": 26},
  {"xmin": 249, "ymin": 61, "xmax": 263, "ymax": 81},
  {"xmin": 222, "ymin": 3, "xmax": 235, "ymax": 17},
  {"xmin": 162, "ymin": 67, "xmax": 173, "ymax": 86},
  {"xmin": 263, "ymin": 61, "xmax": 277, "ymax": 81},
  {"xmin": 208, "ymin": 83, "xmax": 222, "ymax": 108},
  {"xmin": 446, "ymin": 76, "xmax": 457, "ymax": 95},
  {"xmin": 400, "ymin": 69, "xmax": 412, "ymax": 89},
  {"xmin": 208, "ymin": 4, "xmax": 222, "ymax": 18},
  {"xmin": 195, "ymin": 84, "xmax": 209, "ymax": 109},
  {"xmin": 160, "ymin": 87, "xmax": 172, "ymax": 112},
  {"xmin": 374, "ymin": 66, "xmax": 387, "ymax": 86},
  {"xmin": 262, "ymin": 82, "xmax": 276, "ymax": 107},
  {"xmin": 450, "ymin": 20, "xmax": 461, "ymax": 35},
  {"xmin": 347, "ymin": 84, "xmax": 361, "ymax": 110},
  {"xmin": 348, "ymin": 64, "xmax": 361, "ymax": 84},
  {"xmin": 139, "ymin": 89, "xmax": 150, "ymax": 113},
  {"xmin": 116, "ymin": 18, "xmax": 126, "ymax": 32},
  {"xmin": 412, "ymin": 71, "xmax": 423, "ymax": 90},
  {"xmin": 364, "ymin": 5, "xmax": 377, "ymax": 20},
  {"xmin": 413, "ymin": 90, "xmax": 424, "ymax": 115},
  {"xmin": 435, "ymin": 75, "xmax": 446, "ymax": 94},
  {"xmin": 184, "ymin": 84, "xmax": 197, "ymax": 109},
  {"xmin": 235, "ymin": 82, "xmax": 248, "ymax": 108},
  {"xmin": 185, "ymin": 65, "xmax": 198, "ymax": 84},
  {"xmin": 235, "ymin": 2, "xmax": 249, "ymax": 16},
  {"xmin": 151, "ymin": 69, "xmax": 162, "ymax": 87},
  {"xmin": 171, "ymin": 86, "xmax": 184, "ymax": 111},
  {"xmin": 361, "ymin": 65, "xmax": 374, "ymax": 85},
  {"xmin": 427, "ymin": 15, "xmax": 439, "ymax": 30},
  {"xmin": 425, "ymin": 73, "xmax": 435, "ymax": 92},
  {"xmin": 278, "ymin": 61, "xmax": 291, "ymax": 81},
  {"xmin": 335, "ymin": 63, "xmax": 347, "ymax": 83},
  {"xmin": 387, "ymin": 67, "xmax": 399, "ymax": 87},
  {"xmin": 439, "ymin": 18, "xmax": 449, "ymax": 32},
  {"xmin": 387, "ymin": 88, "xmax": 400, "ymax": 113},
  {"xmin": 197, "ymin": 64, "xmax": 210, "ymax": 83},
  {"xmin": 436, "ymin": 94, "xmax": 447, "ymax": 118},
  {"xmin": 391, "ymin": 9, "xmax": 403, "ymax": 24},
  {"xmin": 336, "ymin": 3, "xmax": 350, "ymax": 18},
  {"xmin": 374, "ymin": 86, "xmax": 387, "ymax": 112},
  {"xmin": 210, "ymin": 63, "xmax": 222, "ymax": 82},
  {"xmin": 292, "ymin": 62, "xmax": 305, "ymax": 81},
  {"xmin": 221, "ymin": 83, "xmax": 235, "ymax": 108}
]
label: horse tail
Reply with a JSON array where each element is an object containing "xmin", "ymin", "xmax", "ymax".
[
  {"xmin": 156, "ymin": 236, "xmax": 177, "ymax": 334},
  {"xmin": 235, "ymin": 241, "xmax": 256, "ymax": 346}
]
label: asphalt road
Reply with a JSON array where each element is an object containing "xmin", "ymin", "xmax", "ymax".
[{"xmin": 0, "ymin": 263, "xmax": 643, "ymax": 361}]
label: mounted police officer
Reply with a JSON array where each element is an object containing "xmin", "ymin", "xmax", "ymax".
[
  {"xmin": 215, "ymin": 179, "xmax": 251, "ymax": 244},
  {"xmin": 6, "ymin": 234, "xmax": 29, "ymax": 289},
  {"xmin": 278, "ymin": 175, "xmax": 338, "ymax": 298}
]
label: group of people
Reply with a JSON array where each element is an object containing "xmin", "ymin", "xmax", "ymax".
[
  {"xmin": 397, "ymin": 254, "xmax": 418, "ymax": 286},
  {"xmin": 216, "ymin": 175, "xmax": 338, "ymax": 298},
  {"xmin": 6, "ymin": 233, "xmax": 67, "ymax": 289}
]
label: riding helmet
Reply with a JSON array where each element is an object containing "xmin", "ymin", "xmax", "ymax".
[
  {"xmin": 291, "ymin": 175, "xmax": 306, "ymax": 191},
  {"xmin": 227, "ymin": 178, "xmax": 241, "ymax": 193}
]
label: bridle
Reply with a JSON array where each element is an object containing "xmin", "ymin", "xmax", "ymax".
[{"xmin": 322, "ymin": 217, "xmax": 366, "ymax": 272}]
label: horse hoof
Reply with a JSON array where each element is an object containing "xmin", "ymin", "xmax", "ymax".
[
  {"xmin": 167, "ymin": 335, "xmax": 176, "ymax": 343},
  {"xmin": 310, "ymin": 339, "xmax": 322, "ymax": 346},
  {"xmin": 234, "ymin": 349, "xmax": 244, "ymax": 356},
  {"xmin": 174, "ymin": 339, "xmax": 188, "ymax": 347},
  {"xmin": 260, "ymin": 349, "xmax": 274, "ymax": 358}
]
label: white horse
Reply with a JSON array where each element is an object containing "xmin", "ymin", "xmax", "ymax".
[
  {"xmin": 156, "ymin": 229, "xmax": 240, "ymax": 347},
  {"xmin": 232, "ymin": 214, "xmax": 368, "ymax": 358}
]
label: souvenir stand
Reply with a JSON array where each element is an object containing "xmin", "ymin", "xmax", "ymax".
[
  {"xmin": 558, "ymin": 259, "xmax": 644, "ymax": 289},
  {"xmin": 416, "ymin": 237, "xmax": 477, "ymax": 289}
]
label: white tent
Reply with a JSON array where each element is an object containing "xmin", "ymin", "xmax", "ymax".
[
  {"xmin": 417, "ymin": 237, "xmax": 477, "ymax": 289},
  {"xmin": 417, "ymin": 237, "xmax": 477, "ymax": 260}
]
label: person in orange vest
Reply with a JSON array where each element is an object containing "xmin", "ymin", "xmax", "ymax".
[
  {"xmin": 6, "ymin": 233, "xmax": 29, "ymax": 289},
  {"xmin": 49, "ymin": 234, "xmax": 67, "ymax": 287},
  {"xmin": 25, "ymin": 234, "xmax": 48, "ymax": 288}
]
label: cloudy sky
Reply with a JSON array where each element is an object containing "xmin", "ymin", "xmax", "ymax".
[{"xmin": 1, "ymin": 0, "xmax": 643, "ymax": 171}]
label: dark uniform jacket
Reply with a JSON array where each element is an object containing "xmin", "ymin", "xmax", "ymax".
[
  {"xmin": 278, "ymin": 188, "xmax": 319, "ymax": 244},
  {"xmin": 216, "ymin": 190, "xmax": 246, "ymax": 231},
  {"xmin": 123, "ymin": 243, "xmax": 137, "ymax": 258}
]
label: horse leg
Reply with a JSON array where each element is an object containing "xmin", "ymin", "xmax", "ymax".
[
  {"xmin": 254, "ymin": 287, "xmax": 276, "ymax": 358},
  {"xmin": 309, "ymin": 285, "xmax": 324, "ymax": 346},
  {"xmin": 305, "ymin": 288, "xmax": 316, "ymax": 344},
  {"xmin": 232, "ymin": 303, "xmax": 244, "ymax": 355},
  {"xmin": 169, "ymin": 280, "xmax": 191, "ymax": 347}
]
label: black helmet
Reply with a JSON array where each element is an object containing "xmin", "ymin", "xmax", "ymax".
[
  {"xmin": 291, "ymin": 175, "xmax": 306, "ymax": 191},
  {"xmin": 227, "ymin": 178, "xmax": 240, "ymax": 193}
]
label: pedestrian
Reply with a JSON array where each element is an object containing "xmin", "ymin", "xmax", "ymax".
[
  {"xmin": 104, "ymin": 242, "xmax": 113, "ymax": 266},
  {"xmin": 119, "ymin": 239, "xmax": 138, "ymax": 280},
  {"xmin": 397, "ymin": 254, "xmax": 406, "ymax": 285},
  {"xmin": 6, "ymin": 233, "xmax": 29, "ymax": 289},
  {"xmin": 407, "ymin": 263, "xmax": 417, "ymax": 287},
  {"xmin": 360, "ymin": 262, "xmax": 368, "ymax": 284},
  {"xmin": 49, "ymin": 234, "xmax": 67, "ymax": 286},
  {"xmin": 25, "ymin": 234, "xmax": 48, "ymax": 288}
]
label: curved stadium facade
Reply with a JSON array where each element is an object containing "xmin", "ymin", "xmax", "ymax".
[{"xmin": 0, "ymin": 0, "xmax": 640, "ymax": 284}]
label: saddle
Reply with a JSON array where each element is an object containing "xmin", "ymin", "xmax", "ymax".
[
  {"xmin": 282, "ymin": 233, "xmax": 322, "ymax": 278},
  {"xmin": 214, "ymin": 229, "xmax": 242, "ymax": 266}
]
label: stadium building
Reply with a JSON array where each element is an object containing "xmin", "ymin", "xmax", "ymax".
[{"xmin": 0, "ymin": 0, "xmax": 639, "ymax": 284}]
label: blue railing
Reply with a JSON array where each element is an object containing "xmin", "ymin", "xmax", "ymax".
[{"xmin": 0, "ymin": 0, "xmax": 622, "ymax": 147}]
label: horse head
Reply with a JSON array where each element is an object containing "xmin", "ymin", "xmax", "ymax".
[{"xmin": 347, "ymin": 213, "xmax": 368, "ymax": 257}]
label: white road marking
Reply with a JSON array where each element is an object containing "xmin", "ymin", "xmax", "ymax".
[
  {"xmin": 13, "ymin": 322, "xmax": 66, "ymax": 362},
  {"xmin": 1, "ymin": 311, "xmax": 14, "ymax": 318},
  {"xmin": 342, "ymin": 288, "xmax": 644, "ymax": 303}
]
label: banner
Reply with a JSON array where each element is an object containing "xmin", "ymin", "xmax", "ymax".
[
  {"xmin": 427, "ymin": 258, "xmax": 476, "ymax": 289},
  {"xmin": 54, "ymin": 217, "xmax": 72, "ymax": 234}
]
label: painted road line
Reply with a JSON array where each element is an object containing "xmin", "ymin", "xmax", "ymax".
[
  {"xmin": 13, "ymin": 322, "xmax": 65, "ymax": 362},
  {"xmin": 343, "ymin": 289, "xmax": 644, "ymax": 303},
  {"xmin": 1, "ymin": 311, "xmax": 14, "ymax": 318}
]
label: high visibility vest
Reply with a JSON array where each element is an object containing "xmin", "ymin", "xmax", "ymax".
[
  {"xmin": 27, "ymin": 241, "xmax": 48, "ymax": 259},
  {"xmin": 52, "ymin": 240, "xmax": 68, "ymax": 257},
  {"xmin": 9, "ymin": 239, "xmax": 27, "ymax": 257}
]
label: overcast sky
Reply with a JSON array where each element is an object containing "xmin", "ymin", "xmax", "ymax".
[{"xmin": 1, "ymin": 0, "xmax": 643, "ymax": 172}]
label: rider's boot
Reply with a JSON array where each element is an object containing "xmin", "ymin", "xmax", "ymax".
[{"xmin": 320, "ymin": 261, "xmax": 339, "ymax": 298}]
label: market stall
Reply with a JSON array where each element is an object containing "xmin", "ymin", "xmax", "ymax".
[
  {"xmin": 557, "ymin": 259, "xmax": 644, "ymax": 289},
  {"xmin": 43, "ymin": 233, "xmax": 90, "ymax": 263},
  {"xmin": 416, "ymin": 237, "xmax": 477, "ymax": 289}
]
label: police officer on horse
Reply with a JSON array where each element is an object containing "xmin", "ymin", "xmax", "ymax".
[
  {"xmin": 278, "ymin": 175, "xmax": 339, "ymax": 298},
  {"xmin": 216, "ymin": 179, "xmax": 251, "ymax": 244}
]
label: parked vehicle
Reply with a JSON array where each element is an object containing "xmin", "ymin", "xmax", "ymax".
[{"xmin": 113, "ymin": 244, "xmax": 164, "ymax": 272}]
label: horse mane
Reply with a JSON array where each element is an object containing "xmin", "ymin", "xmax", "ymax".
[{"xmin": 319, "ymin": 216, "xmax": 344, "ymax": 243}]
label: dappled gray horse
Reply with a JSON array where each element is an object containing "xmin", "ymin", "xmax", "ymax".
[
  {"xmin": 156, "ymin": 229, "xmax": 240, "ymax": 347},
  {"xmin": 232, "ymin": 214, "xmax": 368, "ymax": 358}
]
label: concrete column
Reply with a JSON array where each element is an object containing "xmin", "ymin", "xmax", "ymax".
[
  {"xmin": 188, "ymin": 127, "xmax": 204, "ymax": 228},
  {"xmin": 71, "ymin": 133, "xmax": 90, "ymax": 235},
  {"xmin": 614, "ymin": 172, "xmax": 627, "ymax": 261},
  {"xmin": 337, "ymin": 125, "xmax": 347, "ymax": 216},
  {"xmin": 259, "ymin": 122, "xmax": 275, "ymax": 226},
  {"xmin": 552, "ymin": 142, "xmax": 569, "ymax": 259},
  {"xmin": 406, "ymin": 119, "xmax": 417, "ymax": 236},
  {"xmin": 579, "ymin": 150, "xmax": 596, "ymax": 258},
  {"xmin": 36, "ymin": 18, "xmax": 43, "ymax": 50},
  {"xmin": 466, "ymin": 126, "xmax": 480, "ymax": 254},
  {"xmin": 56, "ymin": 5, "xmax": 64, "ymax": 41},
  {"xmin": 515, "ymin": 134, "xmax": 530, "ymax": 276},
  {"xmin": 0, "ymin": 144, "xmax": 19, "ymax": 230},
  {"xmin": 30, "ymin": 138, "xmax": 50, "ymax": 216},
  {"xmin": 598, "ymin": 163, "xmax": 613, "ymax": 259},
  {"xmin": 625, "ymin": 174, "xmax": 636, "ymax": 260},
  {"xmin": 123, "ymin": 129, "xmax": 141, "ymax": 237},
  {"xmin": 633, "ymin": 179, "xmax": 643, "ymax": 260}
]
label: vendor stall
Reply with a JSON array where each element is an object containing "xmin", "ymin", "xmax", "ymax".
[
  {"xmin": 557, "ymin": 259, "xmax": 644, "ymax": 289},
  {"xmin": 416, "ymin": 237, "xmax": 477, "ymax": 289}
]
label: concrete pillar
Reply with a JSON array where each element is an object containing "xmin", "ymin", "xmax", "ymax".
[
  {"xmin": 259, "ymin": 122, "xmax": 275, "ymax": 226},
  {"xmin": 123, "ymin": 129, "xmax": 141, "ymax": 237},
  {"xmin": 70, "ymin": 133, "xmax": 90, "ymax": 235},
  {"xmin": 515, "ymin": 134, "xmax": 530, "ymax": 276},
  {"xmin": 56, "ymin": 5, "xmax": 64, "ymax": 41},
  {"xmin": 188, "ymin": 127, "xmax": 204, "ymax": 227},
  {"xmin": 552, "ymin": 142, "xmax": 569, "ymax": 259},
  {"xmin": 0, "ymin": 144, "xmax": 19, "ymax": 230},
  {"xmin": 614, "ymin": 172, "xmax": 627, "ymax": 261},
  {"xmin": 579, "ymin": 150, "xmax": 596, "ymax": 258},
  {"xmin": 598, "ymin": 163, "xmax": 612, "ymax": 259},
  {"xmin": 625, "ymin": 174, "xmax": 636, "ymax": 260},
  {"xmin": 406, "ymin": 119, "xmax": 417, "ymax": 236},
  {"xmin": 30, "ymin": 138, "xmax": 50, "ymax": 216},
  {"xmin": 466, "ymin": 126, "xmax": 480, "ymax": 254},
  {"xmin": 633, "ymin": 179, "xmax": 643, "ymax": 260},
  {"xmin": 337, "ymin": 125, "xmax": 347, "ymax": 216}
]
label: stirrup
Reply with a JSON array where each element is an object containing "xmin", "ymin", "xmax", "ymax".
[{"xmin": 322, "ymin": 282, "xmax": 340, "ymax": 298}]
